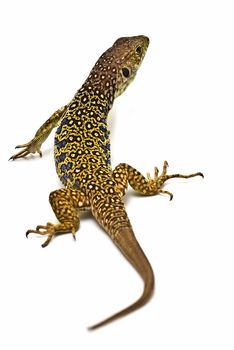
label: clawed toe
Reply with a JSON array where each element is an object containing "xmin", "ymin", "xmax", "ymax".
[
  {"xmin": 196, "ymin": 172, "xmax": 204, "ymax": 178},
  {"xmin": 9, "ymin": 149, "xmax": 30, "ymax": 161},
  {"xmin": 26, "ymin": 222, "xmax": 55, "ymax": 247},
  {"xmin": 145, "ymin": 161, "xmax": 203, "ymax": 199},
  {"xmin": 9, "ymin": 140, "xmax": 42, "ymax": 160},
  {"xmin": 25, "ymin": 221, "xmax": 78, "ymax": 247},
  {"xmin": 159, "ymin": 189, "xmax": 173, "ymax": 200}
]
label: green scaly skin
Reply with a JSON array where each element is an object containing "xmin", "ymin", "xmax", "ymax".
[{"xmin": 10, "ymin": 35, "xmax": 203, "ymax": 330}]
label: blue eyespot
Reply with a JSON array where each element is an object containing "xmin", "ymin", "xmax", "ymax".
[
  {"xmin": 56, "ymin": 126, "xmax": 62, "ymax": 134},
  {"xmin": 67, "ymin": 162, "xmax": 73, "ymax": 170},
  {"xmin": 60, "ymin": 153, "xmax": 66, "ymax": 161},
  {"xmin": 61, "ymin": 164, "xmax": 66, "ymax": 172},
  {"xmin": 61, "ymin": 118, "xmax": 68, "ymax": 125},
  {"xmin": 99, "ymin": 125, "xmax": 106, "ymax": 132}
]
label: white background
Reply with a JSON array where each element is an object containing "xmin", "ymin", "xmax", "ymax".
[{"xmin": 1, "ymin": 0, "xmax": 234, "ymax": 349}]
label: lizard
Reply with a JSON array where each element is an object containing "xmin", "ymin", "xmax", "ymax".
[{"xmin": 9, "ymin": 35, "xmax": 203, "ymax": 330}]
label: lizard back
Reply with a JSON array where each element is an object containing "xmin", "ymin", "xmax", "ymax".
[
  {"xmin": 54, "ymin": 36, "xmax": 148, "ymax": 192},
  {"xmin": 54, "ymin": 36, "xmax": 155, "ymax": 329}
]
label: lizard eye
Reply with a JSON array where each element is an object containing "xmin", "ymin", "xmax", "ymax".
[
  {"xmin": 136, "ymin": 46, "xmax": 142, "ymax": 55},
  {"xmin": 122, "ymin": 67, "xmax": 130, "ymax": 78}
]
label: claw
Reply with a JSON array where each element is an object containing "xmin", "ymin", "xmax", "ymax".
[
  {"xmin": 26, "ymin": 222, "xmax": 55, "ymax": 247},
  {"xmin": 145, "ymin": 161, "xmax": 203, "ymax": 198},
  {"xmin": 41, "ymin": 237, "xmax": 53, "ymax": 248},
  {"xmin": 26, "ymin": 230, "xmax": 31, "ymax": 238},
  {"xmin": 9, "ymin": 139, "xmax": 42, "ymax": 160},
  {"xmin": 26, "ymin": 228, "xmax": 48, "ymax": 238},
  {"xmin": 154, "ymin": 167, "xmax": 159, "ymax": 178},
  {"xmin": 197, "ymin": 172, "xmax": 204, "ymax": 178},
  {"xmin": 36, "ymin": 224, "xmax": 49, "ymax": 230},
  {"xmin": 15, "ymin": 143, "xmax": 29, "ymax": 149},
  {"xmin": 159, "ymin": 189, "xmax": 173, "ymax": 200},
  {"xmin": 25, "ymin": 222, "xmax": 77, "ymax": 247},
  {"xmin": 9, "ymin": 150, "xmax": 29, "ymax": 161},
  {"xmin": 72, "ymin": 229, "xmax": 77, "ymax": 241}
]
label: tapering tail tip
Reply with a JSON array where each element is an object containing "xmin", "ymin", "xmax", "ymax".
[
  {"xmin": 87, "ymin": 276, "xmax": 154, "ymax": 331},
  {"xmin": 87, "ymin": 227, "xmax": 155, "ymax": 331}
]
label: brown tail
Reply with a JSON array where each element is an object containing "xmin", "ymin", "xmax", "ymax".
[{"xmin": 88, "ymin": 226, "xmax": 155, "ymax": 330}]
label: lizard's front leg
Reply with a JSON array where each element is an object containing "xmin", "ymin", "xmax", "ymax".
[
  {"xmin": 26, "ymin": 188, "xmax": 90, "ymax": 247},
  {"xmin": 113, "ymin": 161, "xmax": 203, "ymax": 200},
  {"xmin": 9, "ymin": 105, "xmax": 67, "ymax": 160}
]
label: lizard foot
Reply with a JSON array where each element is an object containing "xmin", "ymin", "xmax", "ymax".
[
  {"xmin": 146, "ymin": 161, "xmax": 204, "ymax": 200},
  {"xmin": 9, "ymin": 139, "xmax": 42, "ymax": 160},
  {"xmin": 26, "ymin": 222, "xmax": 77, "ymax": 248}
]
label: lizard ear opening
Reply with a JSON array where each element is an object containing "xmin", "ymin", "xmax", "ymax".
[{"xmin": 122, "ymin": 67, "xmax": 130, "ymax": 78}]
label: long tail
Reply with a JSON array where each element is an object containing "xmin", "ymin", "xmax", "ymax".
[{"xmin": 88, "ymin": 223, "xmax": 155, "ymax": 330}]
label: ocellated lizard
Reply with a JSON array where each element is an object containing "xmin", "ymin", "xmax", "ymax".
[{"xmin": 10, "ymin": 35, "xmax": 203, "ymax": 330}]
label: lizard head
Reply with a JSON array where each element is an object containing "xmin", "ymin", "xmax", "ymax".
[
  {"xmin": 111, "ymin": 35, "xmax": 150, "ymax": 97},
  {"xmin": 87, "ymin": 36, "xmax": 149, "ymax": 100}
]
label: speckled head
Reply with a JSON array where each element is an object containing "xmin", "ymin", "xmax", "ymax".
[
  {"xmin": 111, "ymin": 35, "xmax": 149, "ymax": 97},
  {"xmin": 86, "ymin": 35, "xmax": 149, "ymax": 100}
]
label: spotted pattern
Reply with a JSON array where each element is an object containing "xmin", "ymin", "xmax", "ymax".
[
  {"xmin": 10, "ymin": 35, "xmax": 203, "ymax": 330},
  {"xmin": 53, "ymin": 36, "xmax": 151, "ymax": 236}
]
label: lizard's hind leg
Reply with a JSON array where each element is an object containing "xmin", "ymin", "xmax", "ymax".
[
  {"xmin": 113, "ymin": 161, "xmax": 203, "ymax": 200},
  {"xmin": 26, "ymin": 188, "xmax": 90, "ymax": 247},
  {"xmin": 146, "ymin": 161, "xmax": 203, "ymax": 200}
]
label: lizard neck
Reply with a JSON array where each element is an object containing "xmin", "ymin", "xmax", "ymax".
[
  {"xmin": 78, "ymin": 54, "xmax": 118, "ymax": 109},
  {"xmin": 81, "ymin": 81, "xmax": 115, "ymax": 110}
]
